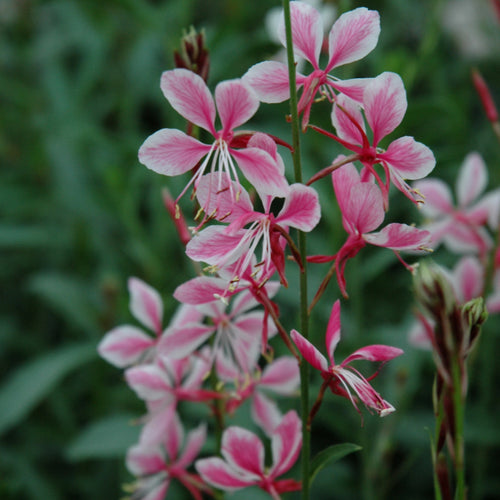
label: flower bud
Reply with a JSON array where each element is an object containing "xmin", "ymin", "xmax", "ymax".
[{"xmin": 174, "ymin": 26, "xmax": 210, "ymax": 82}]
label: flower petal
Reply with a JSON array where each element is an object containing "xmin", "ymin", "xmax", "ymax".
[
  {"xmin": 382, "ymin": 136, "xmax": 435, "ymax": 181},
  {"xmin": 215, "ymin": 79, "xmax": 259, "ymax": 133},
  {"xmin": 290, "ymin": 329, "xmax": 328, "ymax": 372},
  {"xmin": 327, "ymin": 8, "xmax": 380, "ymax": 70},
  {"xmin": 331, "ymin": 94, "xmax": 365, "ymax": 145},
  {"xmin": 174, "ymin": 276, "xmax": 234, "ymax": 305},
  {"xmin": 342, "ymin": 344, "xmax": 404, "ymax": 365},
  {"xmin": 97, "ymin": 325, "xmax": 154, "ymax": 368},
  {"xmin": 231, "ymin": 147, "xmax": 289, "ymax": 198},
  {"xmin": 186, "ymin": 225, "xmax": 248, "ymax": 266},
  {"xmin": 138, "ymin": 128, "xmax": 210, "ymax": 176},
  {"xmin": 364, "ymin": 72, "xmax": 407, "ymax": 145},
  {"xmin": 161, "ymin": 69, "xmax": 216, "ymax": 134},
  {"xmin": 363, "ymin": 223, "xmax": 431, "ymax": 251},
  {"xmin": 343, "ymin": 182, "xmax": 385, "ymax": 235},
  {"xmin": 177, "ymin": 423, "xmax": 207, "ymax": 469},
  {"xmin": 456, "ymin": 152, "xmax": 487, "ymax": 208},
  {"xmin": 325, "ymin": 300, "xmax": 341, "ymax": 365},
  {"xmin": 126, "ymin": 444, "xmax": 165, "ymax": 476},
  {"xmin": 129, "ymin": 277, "xmax": 163, "ymax": 334},
  {"xmin": 125, "ymin": 364, "xmax": 169, "ymax": 401},
  {"xmin": 270, "ymin": 410, "xmax": 302, "ymax": 477},
  {"xmin": 413, "ymin": 179, "xmax": 454, "ymax": 218},
  {"xmin": 157, "ymin": 324, "xmax": 214, "ymax": 360},
  {"xmin": 276, "ymin": 184, "xmax": 321, "ymax": 231},
  {"xmin": 252, "ymin": 391, "xmax": 283, "ymax": 436},
  {"xmin": 243, "ymin": 61, "xmax": 292, "ymax": 103},
  {"xmin": 278, "ymin": 1, "xmax": 322, "ymax": 66},
  {"xmin": 196, "ymin": 457, "xmax": 255, "ymax": 490},
  {"xmin": 451, "ymin": 256, "xmax": 484, "ymax": 303},
  {"xmin": 260, "ymin": 356, "xmax": 300, "ymax": 394},
  {"xmin": 221, "ymin": 427, "xmax": 264, "ymax": 477}
]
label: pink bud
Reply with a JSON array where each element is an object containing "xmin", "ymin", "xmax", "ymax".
[{"xmin": 472, "ymin": 68, "xmax": 499, "ymax": 124}]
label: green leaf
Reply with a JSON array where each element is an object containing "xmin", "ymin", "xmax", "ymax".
[
  {"xmin": 310, "ymin": 443, "xmax": 362, "ymax": 484},
  {"xmin": 67, "ymin": 414, "xmax": 140, "ymax": 461},
  {"xmin": 0, "ymin": 343, "xmax": 96, "ymax": 436}
]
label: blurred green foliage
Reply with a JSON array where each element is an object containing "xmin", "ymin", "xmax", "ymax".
[{"xmin": 1, "ymin": 0, "xmax": 499, "ymax": 499}]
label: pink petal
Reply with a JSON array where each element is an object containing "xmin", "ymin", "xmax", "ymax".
[
  {"xmin": 195, "ymin": 173, "xmax": 253, "ymax": 223},
  {"xmin": 486, "ymin": 290, "xmax": 500, "ymax": 314},
  {"xmin": 270, "ymin": 410, "xmax": 302, "ymax": 477},
  {"xmin": 325, "ymin": 300, "xmax": 341, "ymax": 365},
  {"xmin": 138, "ymin": 128, "xmax": 210, "ymax": 176},
  {"xmin": 215, "ymin": 79, "xmax": 259, "ymax": 134},
  {"xmin": 128, "ymin": 277, "xmax": 163, "ymax": 334},
  {"xmin": 221, "ymin": 427, "xmax": 264, "ymax": 476},
  {"xmin": 413, "ymin": 179, "xmax": 454, "ymax": 218},
  {"xmin": 381, "ymin": 136, "xmax": 435, "ymax": 180},
  {"xmin": 170, "ymin": 303, "xmax": 205, "ymax": 329},
  {"xmin": 164, "ymin": 411, "xmax": 183, "ymax": 461},
  {"xmin": 456, "ymin": 152, "xmax": 487, "ymax": 207},
  {"xmin": 161, "ymin": 69, "xmax": 216, "ymax": 134},
  {"xmin": 186, "ymin": 225, "xmax": 248, "ymax": 266},
  {"xmin": 126, "ymin": 445, "xmax": 165, "ymax": 476},
  {"xmin": 252, "ymin": 391, "xmax": 283, "ymax": 436},
  {"xmin": 174, "ymin": 276, "xmax": 233, "ymax": 305},
  {"xmin": 344, "ymin": 183, "xmax": 385, "ymax": 234},
  {"xmin": 97, "ymin": 325, "xmax": 154, "ymax": 368},
  {"xmin": 363, "ymin": 223, "xmax": 431, "ymax": 251},
  {"xmin": 177, "ymin": 423, "xmax": 207, "ymax": 469},
  {"xmin": 342, "ymin": 344, "xmax": 404, "ymax": 365},
  {"xmin": 451, "ymin": 256, "xmax": 484, "ymax": 303},
  {"xmin": 327, "ymin": 8, "xmax": 380, "ymax": 70},
  {"xmin": 242, "ymin": 61, "xmax": 292, "ymax": 103},
  {"xmin": 331, "ymin": 161, "xmax": 361, "ymax": 220},
  {"xmin": 329, "ymin": 77, "xmax": 372, "ymax": 104},
  {"xmin": 139, "ymin": 406, "xmax": 176, "ymax": 448},
  {"xmin": 290, "ymin": 329, "xmax": 328, "ymax": 372},
  {"xmin": 331, "ymin": 94, "xmax": 366, "ymax": 145},
  {"xmin": 276, "ymin": 184, "xmax": 321, "ymax": 231},
  {"xmin": 469, "ymin": 189, "xmax": 500, "ymax": 228},
  {"xmin": 196, "ymin": 457, "xmax": 255, "ymax": 490},
  {"xmin": 442, "ymin": 224, "xmax": 493, "ymax": 254},
  {"xmin": 278, "ymin": 1, "xmax": 322, "ymax": 66},
  {"xmin": 364, "ymin": 72, "xmax": 407, "ymax": 145},
  {"xmin": 125, "ymin": 364, "xmax": 169, "ymax": 401},
  {"xmin": 157, "ymin": 324, "xmax": 214, "ymax": 360},
  {"xmin": 231, "ymin": 147, "xmax": 289, "ymax": 198},
  {"xmin": 260, "ymin": 356, "xmax": 300, "ymax": 394}
]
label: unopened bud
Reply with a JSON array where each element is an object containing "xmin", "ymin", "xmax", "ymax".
[
  {"xmin": 174, "ymin": 26, "xmax": 210, "ymax": 82},
  {"xmin": 461, "ymin": 297, "xmax": 487, "ymax": 353},
  {"xmin": 472, "ymin": 68, "xmax": 499, "ymax": 124}
]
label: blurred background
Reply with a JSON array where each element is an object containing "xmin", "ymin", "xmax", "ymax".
[{"xmin": 1, "ymin": 0, "xmax": 499, "ymax": 498}]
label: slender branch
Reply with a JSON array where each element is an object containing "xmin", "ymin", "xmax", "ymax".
[
  {"xmin": 306, "ymin": 153, "xmax": 360, "ymax": 186},
  {"xmin": 282, "ymin": 1, "xmax": 311, "ymax": 498}
]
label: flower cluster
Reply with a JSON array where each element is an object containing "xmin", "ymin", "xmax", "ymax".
[{"xmin": 98, "ymin": 2, "xmax": 443, "ymax": 498}]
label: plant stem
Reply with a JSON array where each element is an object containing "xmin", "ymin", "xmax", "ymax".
[
  {"xmin": 282, "ymin": 1, "xmax": 310, "ymax": 498},
  {"xmin": 451, "ymin": 356, "xmax": 465, "ymax": 500}
]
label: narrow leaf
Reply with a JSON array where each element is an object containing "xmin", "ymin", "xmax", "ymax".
[{"xmin": 310, "ymin": 443, "xmax": 362, "ymax": 484}]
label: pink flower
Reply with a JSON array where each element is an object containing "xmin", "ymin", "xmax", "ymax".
[
  {"xmin": 98, "ymin": 278, "xmax": 201, "ymax": 368},
  {"xmin": 326, "ymin": 72, "xmax": 435, "ymax": 204},
  {"xmin": 159, "ymin": 288, "xmax": 276, "ymax": 370},
  {"xmin": 310, "ymin": 162, "xmax": 431, "ymax": 297},
  {"xmin": 291, "ymin": 300, "xmax": 403, "ymax": 417},
  {"xmin": 138, "ymin": 69, "xmax": 288, "ymax": 210},
  {"xmin": 186, "ymin": 172, "xmax": 321, "ymax": 286},
  {"xmin": 244, "ymin": 3, "xmax": 380, "ymax": 128},
  {"xmin": 217, "ymin": 351, "xmax": 300, "ymax": 436},
  {"xmin": 414, "ymin": 152, "xmax": 500, "ymax": 254},
  {"xmin": 126, "ymin": 411, "xmax": 209, "ymax": 500},
  {"xmin": 196, "ymin": 410, "xmax": 302, "ymax": 499}
]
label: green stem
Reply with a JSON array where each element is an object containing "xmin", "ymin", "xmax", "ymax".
[
  {"xmin": 282, "ymin": 1, "xmax": 310, "ymax": 498},
  {"xmin": 451, "ymin": 356, "xmax": 466, "ymax": 500}
]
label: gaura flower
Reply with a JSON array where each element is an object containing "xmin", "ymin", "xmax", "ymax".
[
  {"xmin": 97, "ymin": 277, "xmax": 202, "ymax": 368},
  {"xmin": 325, "ymin": 72, "xmax": 435, "ymax": 205},
  {"xmin": 138, "ymin": 69, "xmax": 288, "ymax": 211},
  {"xmin": 244, "ymin": 3, "xmax": 380, "ymax": 128},
  {"xmin": 126, "ymin": 411, "xmax": 209, "ymax": 500},
  {"xmin": 310, "ymin": 162, "xmax": 431, "ymax": 298},
  {"xmin": 186, "ymin": 172, "xmax": 321, "ymax": 287},
  {"xmin": 414, "ymin": 152, "xmax": 500, "ymax": 254},
  {"xmin": 196, "ymin": 410, "xmax": 302, "ymax": 499},
  {"xmin": 291, "ymin": 300, "xmax": 403, "ymax": 418}
]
